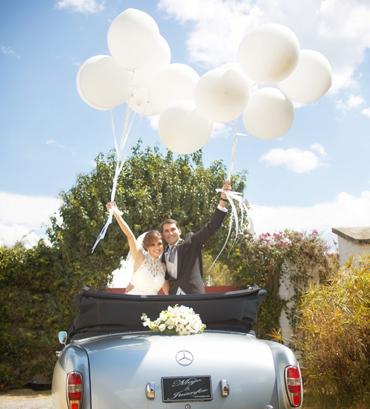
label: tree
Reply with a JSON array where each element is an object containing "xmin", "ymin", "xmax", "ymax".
[
  {"xmin": 47, "ymin": 142, "xmax": 248, "ymax": 292},
  {"xmin": 0, "ymin": 143, "xmax": 247, "ymax": 388}
]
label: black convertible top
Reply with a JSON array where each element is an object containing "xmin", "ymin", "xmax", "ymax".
[{"xmin": 68, "ymin": 286, "xmax": 266, "ymax": 339}]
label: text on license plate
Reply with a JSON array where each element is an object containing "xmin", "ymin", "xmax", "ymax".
[{"xmin": 162, "ymin": 376, "xmax": 213, "ymax": 402}]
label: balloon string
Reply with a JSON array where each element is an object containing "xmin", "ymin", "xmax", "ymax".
[
  {"xmin": 115, "ymin": 92, "xmax": 148, "ymax": 180},
  {"xmin": 227, "ymin": 120, "xmax": 238, "ymax": 181},
  {"xmin": 111, "ymin": 104, "xmax": 134, "ymax": 202},
  {"xmin": 92, "ymin": 99, "xmax": 135, "ymax": 252},
  {"xmin": 208, "ymin": 190, "xmax": 254, "ymax": 271},
  {"xmin": 110, "ymin": 110, "xmax": 119, "ymax": 154},
  {"xmin": 114, "ymin": 71, "xmax": 135, "ymax": 168},
  {"xmin": 112, "ymin": 89, "xmax": 138, "ymax": 198},
  {"xmin": 208, "ymin": 123, "xmax": 239, "ymax": 268},
  {"xmin": 117, "ymin": 97, "xmax": 133, "ymax": 156},
  {"xmin": 116, "ymin": 108, "xmax": 144, "ymax": 178},
  {"xmin": 92, "ymin": 94, "xmax": 147, "ymax": 253},
  {"xmin": 209, "ymin": 122, "xmax": 255, "ymax": 269}
]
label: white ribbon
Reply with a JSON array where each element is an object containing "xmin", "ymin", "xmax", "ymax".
[
  {"xmin": 209, "ymin": 189, "xmax": 254, "ymax": 271},
  {"xmin": 92, "ymin": 73, "xmax": 148, "ymax": 253},
  {"xmin": 208, "ymin": 121, "xmax": 255, "ymax": 269},
  {"xmin": 91, "ymin": 207, "xmax": 124, "ymax": 253}
]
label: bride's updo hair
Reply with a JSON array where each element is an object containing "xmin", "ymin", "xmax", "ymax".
[{"xmin": 143, "ymin": 230, "xmax": 163, "ymax": 251}]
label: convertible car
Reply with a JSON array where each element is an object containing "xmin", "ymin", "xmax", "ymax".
[{"xmin": 52, "ymin": 286, "xmax": 303, "ymax": 409}]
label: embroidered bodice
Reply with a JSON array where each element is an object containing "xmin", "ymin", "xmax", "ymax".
[{"xmin": 127, "ymin": 253, "xmax": 165, "ymax": 295}]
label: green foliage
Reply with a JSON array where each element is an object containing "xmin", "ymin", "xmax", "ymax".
[
  {"xmin": 0, "ymin": 243, "xmax": 65, "ymax": 388},
  {"xmin": 0, "ymin": 238, "xmax": 107, "ymax": 389},
  {"xmin": 293, "ymin": 254, "xmax": 370, "ymax": 408},
  {"xmin": 203, "ymin": 252, "xmax": 234, "ymax": 286},
  {"xmin": 228, "ymin": 229, "xmax": 338, "ymax": 338},
  {"xmin": 0, "ymin": 141, "xmax": 342, "ymax": 394},
  {"xmin": 47, "ymin": 142, "xmax": 247, "ymax": 286},
  {"xmin": 0, "ymin": 143, "xmax": 247, "ymax": 389}
]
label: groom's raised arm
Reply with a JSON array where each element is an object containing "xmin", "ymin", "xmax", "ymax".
[{"xmin": 192, "ymin": 180, "xmax": 231, "ymax": 246}]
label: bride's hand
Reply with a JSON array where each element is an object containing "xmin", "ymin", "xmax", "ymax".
[
  {"xmin": 106, "ymin": 201, "xmax": 117, "ymax": 212},
  {"xmin": 124, "ymin": 283, "xmax": 134, "ymax": 294},
  {"xmin": 222, "ymin": 180, "xmax": 232, "ymax": 192}
]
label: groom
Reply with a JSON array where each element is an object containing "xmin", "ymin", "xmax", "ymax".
[{"xmin": 161, "ymin": 181, "xmax": 231, "ymax": 295}]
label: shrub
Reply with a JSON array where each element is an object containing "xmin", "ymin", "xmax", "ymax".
[
  {"xmin": 230, "ymin": 229, "xmax": 338, "ymax": 338},
  {"xmin": 294, "ymin": 254, "xmax": 370, "ymax": 407},
  {"xmin": 0, "ymin": 241, "xmax": 106, "ymax": 389}
]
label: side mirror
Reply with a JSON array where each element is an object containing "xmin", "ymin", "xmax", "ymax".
[
  {"xmin": 58, "ymin": 331, "xmax": 68, "ymax": 346},
  {"xmin": 56, "ymin": 331, "xmax": 68, "ymax": 358}
]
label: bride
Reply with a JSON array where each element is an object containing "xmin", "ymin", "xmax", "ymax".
[{"xmin": 106, "ymin": 201, "xmax": 169, "ymax": 295}]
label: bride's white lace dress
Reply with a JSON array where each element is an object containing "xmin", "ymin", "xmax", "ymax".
[{"xmin": 125, "ymin": 253, "xmax": 165, "ymax": 295}]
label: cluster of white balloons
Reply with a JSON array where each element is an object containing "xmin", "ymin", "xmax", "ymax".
[{"xmin": 77, "ymin": 8, "xmax": 332, "ymax": 155}]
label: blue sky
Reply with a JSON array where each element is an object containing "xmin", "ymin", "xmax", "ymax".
[{"xmin": 0, "ymin": 0, "xmax": 369, "ymax": 249}]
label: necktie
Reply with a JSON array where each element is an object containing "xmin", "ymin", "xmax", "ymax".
[{"xmin": 169, "ymin": 245, "xmax": 177, "ymax": 263}]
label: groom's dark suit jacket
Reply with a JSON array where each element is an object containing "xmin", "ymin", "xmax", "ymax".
[{"xmin": 163, "ymin": 208, "xmax": 227, "ymax": 295}]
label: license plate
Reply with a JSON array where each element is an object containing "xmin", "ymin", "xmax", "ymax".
[{"xmin": 162, "ymin": 376, "xmax": 212, "ymax": 402}]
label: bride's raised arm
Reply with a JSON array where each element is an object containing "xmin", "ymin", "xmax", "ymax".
[{"xmin": 106, "ymin": 201, "xmax": 144, "ymax": 270}]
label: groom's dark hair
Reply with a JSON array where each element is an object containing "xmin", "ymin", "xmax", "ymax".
[{"xmin": 160, "ymin": 219, "xmax": 180, "ymax": 233}]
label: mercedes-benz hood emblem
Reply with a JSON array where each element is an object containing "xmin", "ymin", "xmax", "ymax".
[{"xmin": 176, "ymin": 350, "xmax": 194, "ymax": 366}]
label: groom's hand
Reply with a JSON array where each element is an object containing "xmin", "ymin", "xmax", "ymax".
[{"xmin": 219, "ymin": 180, "xmax": 232, "ymax": 207}]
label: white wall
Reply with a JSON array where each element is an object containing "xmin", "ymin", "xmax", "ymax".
[
  {"xmin": 279, "ymin": 261, "xmax": 319, "ymax": 343},
  {"xmin": 279, "ymin": 263, "xmax": 295, "ymax": 342},
  {"xmin": 338, "ymin": 236, "xmax": 370, "ymax": 266}
]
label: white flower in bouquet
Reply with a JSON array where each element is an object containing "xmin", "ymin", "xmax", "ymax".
[{"xmin": 141, "ymin": 304, "xmax": 206, "ymax": 335}]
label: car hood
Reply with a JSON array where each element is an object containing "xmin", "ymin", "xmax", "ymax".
[{"xmin": 80, "ymin": 331, "xmax": 276, "ymax": 409}]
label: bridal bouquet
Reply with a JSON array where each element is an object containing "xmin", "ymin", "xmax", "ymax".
[{"xmin": 141, "ymin": 304, "xmax": 206, "ymax": 335}]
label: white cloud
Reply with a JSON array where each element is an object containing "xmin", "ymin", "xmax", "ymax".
[
  {"xmin": 250, "ymin": 189, "xmax": 370, "ymax": 249},
  {"xmin": 1, "ymin": 45, "xmax": 20, "ymax": 58},
  {"xmin": 1, "ymin": 189, "xmax": 369, "ymax": 254},
  {"xmin": 310, "ymin": 143, "xmax": 327, "ymax": 157},
  {"xmin": 55, "ymin": 0, "xmax": 104, "ymax": 14},
  {"xmin": 157, "ymin": 0, "xmax": 370, "ymax": 93},
  {"xmin": 336, "ymin": 94, "xmax": 365, "ymax": 111},
  {"xmin": 211, "ymin": 122, "xmax": 234, "ymax": 139},
  {"xmin": 148, "ymin": 115, "xmax": 160, "ymax": 130},
  {"xmin": 361, "ymin": 107, "xmax": 370, "ymax": 118},
  {"xmin": 46, "ymin": 139, "xmax": 64, "ymax": 148},
  {"xmin": 259, "ymin": 146, "xmax": 325, "ymax": 173},
  {"xmin": 158, "ymin": 0, "xmax": 259, "ymax": 68},
  {"xmin": 347, "ymin": 95, "xmax": 365, "ymax": 109},
  {"xmin": 0, "ymin": 192, "xmax": 61, "ymax": 248},
  {"xmin": 67, "ymin": 56, "xmax": 81, "ymax": 67}
]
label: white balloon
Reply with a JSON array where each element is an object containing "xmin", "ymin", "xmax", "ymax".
[
  {"xmin": 238, "ymin": 24, "xmax": 300, "ymax": 84},
  {"xmin": 220, "ymin": 62, "xmax": 259, "ymax": 94},
  {"xmin": 133, "ymin": 36, "xmax": 171, "ymax": 88},
  {"xmin": 149, "ymin": 63, "xmax": 200, "ymax": 113},
  {"xmin": 130, "ymin": 87, "xmax": 159, "ymax": 116},
  {"xmin": 242, "ymin": 87, "xmax": 294, "ymax": 140},
  {"xmin": 158, "ymin": 100, "xmax": 213, "ymax": 154},
  {"xmin": 107, "ymin": 8, "xmax": 160, "ymax": 70},
  {"xmin": 195, "ymin": 65, "xmax": 250, "ymax": 122},
  {"xmin": 76, "ymin": 55, "xmax": 132, "ymax": 111},
  {"xmin": 278, "ymin": 50, "xmax": 332, "ymax": 103}
]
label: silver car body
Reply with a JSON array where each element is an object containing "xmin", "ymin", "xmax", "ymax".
[{"xmin": 52, "ymin": 287, "xmax": 303, "ymax": 409}]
